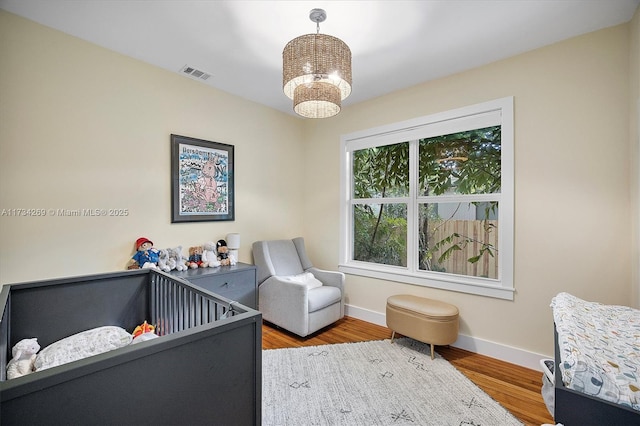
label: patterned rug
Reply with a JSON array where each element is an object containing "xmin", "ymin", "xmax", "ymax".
[{"xmin": 262, "ymin": 338, "xmax": 523, "ymax": 425}]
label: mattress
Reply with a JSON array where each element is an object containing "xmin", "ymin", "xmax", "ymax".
[{"xmin": 551, "ymin": 292, "xmax": 640, "ymax": 411}]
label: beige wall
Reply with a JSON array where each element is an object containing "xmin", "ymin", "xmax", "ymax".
[
  {"xmin": 0, "ymin": 11, "xmax": 305, "ymax": 283},
  {"xmin": 302, "ymin": 23, "xmax": 635, "ymax": 357},
  {"xmin": 1, "ymin": 9, "xmax": 638, "ymax": 359}
]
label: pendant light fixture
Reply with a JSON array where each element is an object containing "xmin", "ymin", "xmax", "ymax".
[{"xmin": 282, "ymin": 8, "xmax": 352, "ymax": 119}]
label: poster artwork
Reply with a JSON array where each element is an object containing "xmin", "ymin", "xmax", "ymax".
[{"xmin": 178, "ymin": 143, "xmax": 229, "ymax": 215}]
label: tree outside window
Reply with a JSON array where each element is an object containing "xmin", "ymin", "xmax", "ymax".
[
  {"xmin": 353, "ymin": 142, "xmax": 408, "ymax": 267},
  {"xmin": 351, "ymin": 126, "xmax": 500, "ymax": 279},
  {"xmin": 418, "ymin": 126, "xmax": 500, "ymax": 278},
  {"xmin": 341, "ymin": 97, "xmax": 513, "ymax": 299}
]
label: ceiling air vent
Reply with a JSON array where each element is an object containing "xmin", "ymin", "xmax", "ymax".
[{"xmin": 180, "ymin": 65, "xmax": 212, "ymax": 81}]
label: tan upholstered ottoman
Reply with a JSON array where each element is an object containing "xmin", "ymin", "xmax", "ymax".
[{"xmin": 386, "ymin": 294, "xmax": 459, "ymax": 359}]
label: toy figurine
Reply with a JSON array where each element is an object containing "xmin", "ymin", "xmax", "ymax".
[
  {"xmin": 187, "ymin": 246, "xmax": 206, "ymax": 269},
  {"xmin": 202, "ymin": 241, "xmax": 221, "ymax": 268},
  {"xmin": 131, "ymin": 321, "xmax": 158, "ymax": 344},
  {"xmin": 128, "ymin": 237, "xmax": 159, "ymax": 269},
  {"xmin": 216, "ymin": 239, "xmax": 236, "ymax": 266}
]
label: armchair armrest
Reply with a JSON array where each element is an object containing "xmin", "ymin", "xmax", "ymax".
[
  {"xmin": 307, "ymin": 267, "xmax": 344, "ymax": 291},
  {"xmin": 307, "ymin": 267, "xmax": 345, "ymax": 319},
  {"xmin": 259, "ymin": 276, "xmax": 311, "ymax": 336}
]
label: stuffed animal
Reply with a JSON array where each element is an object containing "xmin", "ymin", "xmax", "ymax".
[
  {"xmin": 187, "ymin": 246, "xmax": 206, "ymax": 269},
  {"xmin": 132, "ymin": 321, "xmax": 155, "ymax": 338},
  {"xmin": 202, "ymin": 241, "xmax": 221, "ymax": 268},
  {"xmin": 127, "ymin": 237, "xmax": 159, "ymax": 270},
  {"xmin": 131, "ymin": 321, "xmax": 158, "ymax": 344},
  {"xmin": 157, "ymin": 248, "xmax": 173, "ymax": 272},
  {"xmin": 6, "ymin": 338, "xmax": 40, "ymax": 379},
  {"xmin": 168, "ymin": 246, "xmax": 188, "ymax": 271},
  {"xmin": 216, "ymin": 239, "xmax": 236, "ymax": 266}
]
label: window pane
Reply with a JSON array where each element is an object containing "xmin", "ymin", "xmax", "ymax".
[
  {"xmin": 353, "ymin": 203, "xmax": 407, "ymax": 266},
  {"xmin": 353, "ymin": 142, "xmax": 409, "ymax": 198},
  {"xmin": 418, "ymin": 126, "xmax": 501, "ymax": 196},
  {"xmin": 418, "ymin": 202, "xmax": 499, "ymax": 278}
]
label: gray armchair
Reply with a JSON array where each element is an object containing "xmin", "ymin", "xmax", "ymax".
[{"xmin": 252, "ymin": 237, "xmax": 344, "ymax": 337}]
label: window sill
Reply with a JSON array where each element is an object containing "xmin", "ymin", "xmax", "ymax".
[{"xmin": 339, "ymin": 263, "xmax": 515, "ymax": 300}]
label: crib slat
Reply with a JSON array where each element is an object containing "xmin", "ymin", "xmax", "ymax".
[{"xmin": 148, "ymin": 270, "xmax": 243, "ymax": 337}]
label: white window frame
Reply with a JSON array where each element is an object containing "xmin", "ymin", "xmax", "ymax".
[{"xmin": 339, "ymin": 97, "xmax": 514, "ymax": 300}]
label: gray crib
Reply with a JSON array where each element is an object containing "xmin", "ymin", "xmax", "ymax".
[{"xmin": 0, "ymin": 269, "xmax": 262, "ymax": 425}]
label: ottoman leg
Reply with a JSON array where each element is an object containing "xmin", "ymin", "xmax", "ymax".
[
  {"xmin": 430, "ymin": 343, "xmax": 434, "ymax": 360},
  {"xmin": 391, "ymin": 331, "xmax": 396, "ymax": 343}
]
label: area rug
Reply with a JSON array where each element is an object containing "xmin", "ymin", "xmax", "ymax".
[{"xmin": 263, "ymin": 338, "xmax": 523, "ymax": 425}]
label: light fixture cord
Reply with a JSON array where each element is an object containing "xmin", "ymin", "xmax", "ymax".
[{"xmin": 314, "ymin": 20, "xmax": 320, "ymax": 79}]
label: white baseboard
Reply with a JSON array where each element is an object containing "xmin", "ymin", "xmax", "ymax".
[
  {"xmin": 345, "ymin": 303, "xmax": 550, "ymax": 372},
  {"xmin": 345, "ymin": 303, "xmax": 388, "ymax": 327}
]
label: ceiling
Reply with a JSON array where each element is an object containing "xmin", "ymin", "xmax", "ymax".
[{"xmin": 2, "ymin": 0, "xmax": 638, "ymax": 117}]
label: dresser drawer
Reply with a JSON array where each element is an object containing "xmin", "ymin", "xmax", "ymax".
[
  {"xmin": 172, "ymin": 264, "xmax": 257, "ymax": 309},
  {"xmin": 198, "ymin": 270, "xmax": 254, "ymax": 301}
]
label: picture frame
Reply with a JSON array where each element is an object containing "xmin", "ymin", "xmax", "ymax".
[{"xmin": 171, "ymin": 134, "xmax": 235, "ymax": 223}]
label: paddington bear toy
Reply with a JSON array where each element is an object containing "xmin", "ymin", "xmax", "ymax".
[{"xmin": 128, "ymin": 237, "xmax": 159, "ymax": 269}]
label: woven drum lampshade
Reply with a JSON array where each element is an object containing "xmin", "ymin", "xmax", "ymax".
[
  {"xmin": 283, "ymin": 9, "xmax": 352, "ymax": 119},
  {"xmin": 293, "ymin": 81, "xmax": 341, "ymax": 118}
]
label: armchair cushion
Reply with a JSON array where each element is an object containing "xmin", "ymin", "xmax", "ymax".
[{"xmin": 308, "ymin": 286, "xmax": 342, "ymax": 313}]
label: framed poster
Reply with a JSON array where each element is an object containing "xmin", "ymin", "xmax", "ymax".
[{"xmin": 171, "ymin": 134, "xmax": 234, "ymax": 222}]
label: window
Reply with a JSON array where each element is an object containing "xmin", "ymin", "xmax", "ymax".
[{"xmin": 340, "ymin": 97, "xmax": 514, "ymax": 299}]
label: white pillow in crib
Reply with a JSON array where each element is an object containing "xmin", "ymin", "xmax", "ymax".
[
  {"xmin": 35, "ymin": 326, "xmax": 132, "ymax": 371},
  {"xmin": 280, "ymin": 272, "xmax": 323, "ymax": 289}
]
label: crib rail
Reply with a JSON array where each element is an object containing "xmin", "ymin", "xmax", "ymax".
[
  {"xmin": 0, "ymin": 269, "xmax": 262, "ymax": 425},
  {"xmin": 149, "ymin": 270, "xmax": 245, "ymax": 336}
]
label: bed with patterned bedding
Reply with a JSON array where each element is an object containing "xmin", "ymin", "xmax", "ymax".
[{"xmin": 550, "ymin": 292, "xmax": 640, "ymax": 424}]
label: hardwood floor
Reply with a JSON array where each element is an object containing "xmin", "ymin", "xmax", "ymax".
[{"xmin": 262, "ymin": 316, "xmax": 554, "ymax": 426}]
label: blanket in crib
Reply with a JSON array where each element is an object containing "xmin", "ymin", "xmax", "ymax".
[{"xmin": 551, "ymin": 292, "xmax": 640, "ymax": 411}]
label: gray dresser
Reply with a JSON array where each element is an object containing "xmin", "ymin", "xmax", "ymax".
[{"xmin": 170, "ymin": 262, "xmax": 257, "ymax": 310}]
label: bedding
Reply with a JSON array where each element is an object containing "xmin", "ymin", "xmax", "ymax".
[
  {"xmin": 34, "ymin": 326, "xmax": 132, "ymax": 371},
  {"xmin": 550, "ymin": 292, "xmax": 640, "ymax": 411}
]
